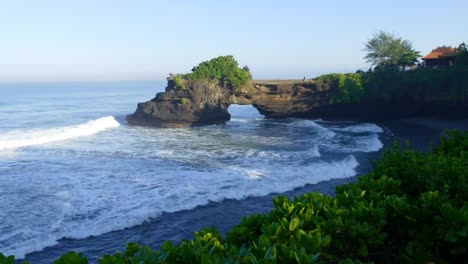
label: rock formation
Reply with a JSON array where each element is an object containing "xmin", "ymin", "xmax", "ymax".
[
  {"xmin": 126, "ymin": 78, "xmax": 231, "ymax": 127},
  {"xmin": 127, "ymin": 75, "xmax": 468, "ymax": 128},
  {"xmin": 234, "ymin": 81, "xmax": 328, "ymax": 118},
  {"xmin": 126, "ymin": 78, "xmax": 329, "ymax": 127}
]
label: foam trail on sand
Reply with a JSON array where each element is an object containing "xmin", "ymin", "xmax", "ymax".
[
  {"xmin": 0, "ymin": 116, "xmax": 120, "ymax": 150},
  {"xmin": 1, "ymin": 154, "xmax": 359, "ymax": 259},
  {"xmin": 335, "ymin": 123, "xmax": 384, "ymax": 133}
]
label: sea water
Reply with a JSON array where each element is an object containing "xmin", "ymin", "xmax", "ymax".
[{"xmin": 0, "ymin": 81, "xmax": 384, "ymax": 260}]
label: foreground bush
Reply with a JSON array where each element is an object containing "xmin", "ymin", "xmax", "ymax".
[{"xmin": 3, "ymin": 130, "xmax": 467, "ymax": 263}]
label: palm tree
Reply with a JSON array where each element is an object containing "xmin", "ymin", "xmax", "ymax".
[{"xmin": 364, "ymin": 31, "xmax": 420, "ymax": 70}]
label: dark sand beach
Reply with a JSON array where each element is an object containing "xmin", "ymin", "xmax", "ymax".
[
  {"xmin": 23, "ymin": 117, "xmax": 467, "ymax": 263},
  {"xmin": 378, "ymin": 116, "xmax": 468, "ymax": 151}
]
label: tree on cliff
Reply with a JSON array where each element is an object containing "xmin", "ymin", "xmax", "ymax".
[
  {"xmin": 364, "ymin": 31, "xmax": 420, "ymax": 70},
  {"xmin": 455, "ymin": 42, "xmax": 468, "ymax": 67},
  {"xmin": 186, "ymin": 55, "xmax": 251, "ymax": 87}
]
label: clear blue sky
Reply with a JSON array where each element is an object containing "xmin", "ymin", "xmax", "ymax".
[{"xmin": 0, "ymin": 0, "xmax": 467, "ymax": 81}]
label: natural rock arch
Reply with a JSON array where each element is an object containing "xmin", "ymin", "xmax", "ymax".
[{"xmin": 126, "ymin": 78, "xmax": 326, "ymax": 128}]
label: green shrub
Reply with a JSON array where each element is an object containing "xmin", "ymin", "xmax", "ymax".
[
  {"xmin": 316, "ymin": 73, "xmax": 368, "ymax": 104},
  {"xmin": 185, "ymin": 55, "xmax": 251, "ymax": 87},
  {"xmin": 0, "ymin": 253, "xmax": 29, "ymax": 264},
  {"xmin": 366, "ymin": 68, "xmax": 468, "ymax": 103},
  {"xmin": 180, "ymin": 97, "xmax": 189, "ymax": 105},
  {"xmin": 317, "ymin": 67, "xmax": 468, "ymax": 104},
  {"xmin": 0, "ymin": 253, "xmax": 25, "ymax": 264},
  {"xmin": 173, "ymin": 75, "xmax": 187, "ymax": 90},
  {"xmin": 2, "ymin": 131, "xmax": 467, "ymax": 263},
  {"xmin": 53, "ymin": 252, "xmax": 88, "ymax": 264}
]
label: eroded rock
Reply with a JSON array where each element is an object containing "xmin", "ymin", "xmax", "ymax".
[{"xmin": 127, "ymin": 78, "xmax": 328, "ymax": 127}]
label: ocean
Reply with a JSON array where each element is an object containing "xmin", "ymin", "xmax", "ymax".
[{"xmin": 0, "ymin": 81, "xmax": 385, "ymax": 263}]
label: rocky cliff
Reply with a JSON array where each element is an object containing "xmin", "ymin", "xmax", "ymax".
[
  {"xmin": 233, "ymin": 80, "xmax": 329, "ymax": 117},
  {"xmin": 127, "ymin": 76, "xmax": 468, "ymax": 128},
  {"xmin": 126, "ymin": 78, "xmax": 331, "ymax": 127},
  {"xmin": 127, "ymin": 78, "xmax": 232, "ymax": 127}
]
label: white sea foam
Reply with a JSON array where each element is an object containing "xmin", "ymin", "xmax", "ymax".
[
  {"xmin": 0, "ymin": 113, "xmax": 384, "ymax": 259},
  {"xmin": 335, "ymin": 123, "xmax": 384, "ymax": 133},
  {"xmin": 0, "ymin": 116, "xmax": 120, "ymax": 150},
  {"xmin": 320, "ymin": 133, "xmax": 384, "ymax": 153},
  {"xmin": 1, "ymin": 153, "xmax": 359, "ymax": 259},
  {"xmin": 229, "ymin": 118, "xmax": 251, "ymax": 123},
  {"xmin": 355, "ymin": 133, "xmax": 384, "ymax": 152},
  {"xmin": 289, "ymin": 120, "xmax": 337, "ymax": 138}
]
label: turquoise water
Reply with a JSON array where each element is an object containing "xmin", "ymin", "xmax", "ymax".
[{"xmin": 0, "ymin": 81, "xmax": 384, "ymax": 260}]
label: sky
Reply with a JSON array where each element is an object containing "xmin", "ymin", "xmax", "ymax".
[{"xmin": 0, "ymin": 0, "xmax": 467, "ymax": 82}]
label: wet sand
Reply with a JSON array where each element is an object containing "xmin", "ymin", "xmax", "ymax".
[{"xmin": 377, "ymin": 116, "xmax": 468, "ymax": 151}]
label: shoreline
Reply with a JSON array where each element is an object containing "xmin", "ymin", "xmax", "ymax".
[
  {"xmin": 22, "ymin": 116, "xmax": 467, "ymax": 263},
  {"xmin": 376, "ymin": 116, "xmax": 468, "ymax": 151}
]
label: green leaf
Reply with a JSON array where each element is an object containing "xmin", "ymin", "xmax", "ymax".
[
  {"xmin": 53, "ymin": 252, "xmax": 88, "ymax": 264},
  {"xmin": 275, "ymin": 225, "xmax": 283, "ymax": 236},
  {"xmin": 321, "ymin": 235, "xmax": 332, "ymax": 247},
  {"xmin": 289, "ymin": 218, "xmax": 301, "ymax": 232},
  {"xmin": 311, "ymin": 252, "xmax": 321, "ymax": 263},
  {"xmin": 0, "ymin": 254, "xmax": 15, "ymax": 264},
  {"xmin": 125, "ymin": 242, "xmax": 139, "ymax": 257},
  {"xmin": 264, "ymin": 246, "xmax": 276, "ymax": 259},
  {"xmin": 359, "ymin": 244, "xmax": 368, "ymax": 256},
  {"xmin": 444, "ymin": 230, "xmax": 457, "ymax": 243}
]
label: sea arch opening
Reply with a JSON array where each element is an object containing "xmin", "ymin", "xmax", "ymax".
[{"xmin": 227, "ymin": 104, "xmax": 264, "ymax": 122}]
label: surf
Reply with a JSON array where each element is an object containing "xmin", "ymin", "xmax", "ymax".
[{"xmin": 0, "ymin": 116, "xmax": 120, "ymax": 150}]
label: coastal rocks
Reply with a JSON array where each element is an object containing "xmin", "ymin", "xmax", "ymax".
[
  {"xmin": 126, "ymin": 78, "xmax": 233, "ymax": 127},
  {"xmin": 238, "ymin": 81, "xmax": 328, "ymax": 118},
  {"xmin": 127, "ymin": 76, "xmax": 468, "ymax": 128},
  {"xmin": 127, "ymin": 78, "xmax": 329, "ymax": 127}
]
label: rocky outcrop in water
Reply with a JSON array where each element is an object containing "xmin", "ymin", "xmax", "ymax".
[
  {"xmin": 127, "ymin": 78, "xmax": 234, "ymax": 127},
  {"xmin": 126, "ymin": 78, "xmax": 329, "ymax": 127},
  {"xmin": 127, "ymin": 76, "xmax": 468, "ymax": 128}
]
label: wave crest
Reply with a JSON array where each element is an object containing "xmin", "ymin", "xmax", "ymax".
[{"xmin": 0, "ymin": 116, "xmax": 120, "ymax": 150}]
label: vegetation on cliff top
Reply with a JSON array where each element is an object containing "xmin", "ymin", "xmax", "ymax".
[
  {"xmin": 363, "ymin": 31, "xmax": 420, "ymax": 70},
  {"xmin": 316, "ymin": 39, "xmax": 468, "ymax": 105},
  {"xmin": 315, "ymin": 73, "xmax": 370, "ymax": 104},
  {"xmin": 4, "ymin": 130, "xmax": 467, "ymax": 263},
  {"xmin": 185, "ymin": 55, "xmax": 251, "ymax": 88}
]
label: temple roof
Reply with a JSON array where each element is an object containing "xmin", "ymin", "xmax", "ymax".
[{"xmin": 422, "ymin": 47, "xmax": 457, "ymax": 60}]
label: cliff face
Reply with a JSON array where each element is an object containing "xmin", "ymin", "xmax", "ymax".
[
  {"xmin": 232, "ymin": 81, "xmax": 328, "ymax": 118},
  {"xmin": 126, "ymin": 79, "xmax": 233, "ymax": 127},
  {"xmin": 126, "ymin": 79, "xmax": 330, "ymax": 127},
  {"xmin": 126, "ymin": 77, "xmax": 468, "ymax": 127}
]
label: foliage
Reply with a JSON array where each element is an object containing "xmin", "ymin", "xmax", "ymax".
[
  {"xmin": 364, "ymin": 31, "xmax": 420, "ymax": 69},
  {"xmin": 180, "ymin": 97, "xmax": 189, "ymax": 105},
  {"xmin": 2, "ymin": 131, "xmax": 467, "ymax": 263},
  {"xmin": 317, "ymin": 63, "xmax": 468, "ymax": 104},
  {"xmin": 185, "ymin": 55, "xmax": 251, "ymax": 87},
  {"xmin": 455, "ymin": 42, "xmax": 468, "ymax": 68},
  {"xmin": 173, "ymin": 75, "xmax": 187, "ymax": 90},
  {"xmin": 53, "ymin": 252, "xmax": 88, "ymax": 264},
  {"xmin": 0, "ymin": 253, "xmax": 28, "ymax": 264},
  {"xmin": 318, "ymin": 40, "xmax": 467, "ymax": 105},
  {"xmin": 366, "ymin": 66, "xmax": 468, "ymax": 103},
  {"xmin": 0, "ymin": 254, "xmax": 14, "ymax": 264},
  {"xmin": 0, "ymin": 253, "xmax": 29, "ymax": 264},
  {"xmin": 315, "ymin": 73, "xmax": 369, "ymax": 104}
]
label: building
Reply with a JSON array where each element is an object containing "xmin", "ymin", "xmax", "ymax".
[{"xmin": 422, "ymin": 46, "xmax": 457, "ymax": 68}]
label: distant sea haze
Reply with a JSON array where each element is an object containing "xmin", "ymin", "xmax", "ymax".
[{"xmin": 0, "ymin": 81, "xmax": 383, "ymax": 260}]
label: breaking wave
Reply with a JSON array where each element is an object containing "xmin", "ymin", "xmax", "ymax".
[
  {"xmin": 0, "ymin": 116, "xmax": 120, "ymax": 150},
  {"xmin": 0, "ymin": 108, "xmax": 383, "ymax": 259}
]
